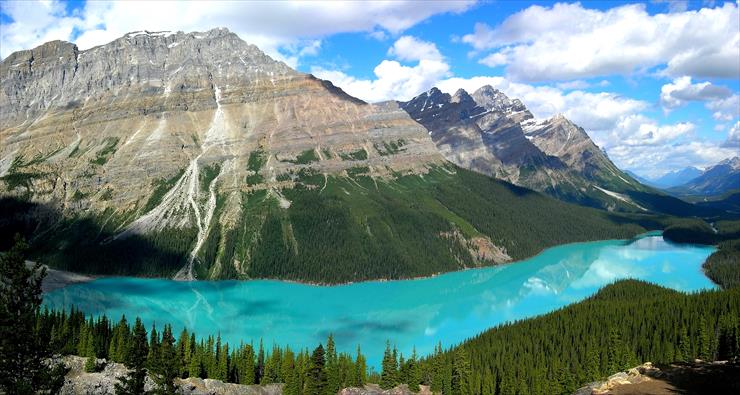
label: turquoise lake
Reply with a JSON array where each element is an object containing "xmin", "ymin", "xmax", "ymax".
[{"xmin": 44, "ymin": 233, "xmax": 717, "ymax": 369}]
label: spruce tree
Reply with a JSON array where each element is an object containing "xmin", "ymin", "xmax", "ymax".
[
  {"xmin": 305, "ymin": 344, "xmax": 327, "ymax": 395},
  {"xmin": 0, "ymin": 236, "xmax": 56, "ymax": 394},
  {"xmin": 451, "ymin": 348, "xmax": 471, "ymax": 395},
  {"xmin": 380, "ymin": 341, "xmax": 400, "ymax": 389},
  {"xmin": 152, "ymin": 324, "xmax": 180, "ymax": 395},
  {"xmin": 256, "ymin": 339, "xmax": 265, "ymax": 384},
  {"xmin": 325, "ymin": 334, "xmax": 341, "ymax": 395},
  {"xmin": 353, "ymin": 345, "xmax": 366, "ymax": 388},
  {"xmin": 115, "ymin": 318, "xmax": 149, "ymax": 395}
]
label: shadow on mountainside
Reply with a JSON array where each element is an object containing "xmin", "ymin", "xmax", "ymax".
[{"xmin": 0, "ymin": 197, "xmax": 191, "ymax": 277}]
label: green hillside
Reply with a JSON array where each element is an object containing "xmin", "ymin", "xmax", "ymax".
[
  {"xmin": 1, "ymin": 164, "xmax": 645, "ymax": 283},
  {"xmin": 418, "ymin": 280, "xmax": 740, "ymax": 395}
]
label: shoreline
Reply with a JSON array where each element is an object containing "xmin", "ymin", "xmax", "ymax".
[
  {"xmin": 40, "ymin": 231, "xmax": 673, "ymax": 292},
  {"xmin": 29, "ymin": 262, "xmax": 97, "ymax": 293}
]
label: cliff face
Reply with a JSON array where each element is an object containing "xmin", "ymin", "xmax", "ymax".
[
  {"xmin": 1, "ymin": 29, "xmax": 445, "ymax": 280},
  {"xmin": 400, "ymin": 85, "xmax": 655, "ymax": 210}
]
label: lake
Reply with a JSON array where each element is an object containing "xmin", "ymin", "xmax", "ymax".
[{"xmin": 44, "ymin": 232, "xmax": 717, "ymax": 369}]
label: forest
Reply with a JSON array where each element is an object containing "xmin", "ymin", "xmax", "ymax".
[{"xmin": 3, "ymin": 234, "xmax": 740, "ymax": 395}]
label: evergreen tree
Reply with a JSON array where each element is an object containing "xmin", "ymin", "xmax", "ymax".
[
  {"xmin": 305, "ymin": 344, "xmax": 327, "ymax": 395},
  {"xmin": 152, "ymin": 324, "xmax": 179, "ymax": 395},
  {"xmin": 147, "ymin": 325, "xmax": 160, "ymax": 371},
  {"xmin": 352, "ymin": 345, "xmax": 366, "ymax": 388},
  {"xmin": 0, "ymin": 236, "xmax": 58, "ymax": 394},
  {"xmin": 282, "ymin": 348, "xmax": 300, "ymax": 395},
  {"xmin": 380, "ymin": 341, "xmax": 399, "ymax": 389},
  {"xmin": 451, "ymin": 348, "xmax": 471, "ymax": 395},
  {"xmin": 325, "ymin": 334, "xmax": 340, "ymax": 395},
  {"xmin": 115, "ymin": 318, "xmax": 149, "ymax": 395},
  {"xmin": 256, "ymin": 339, "xmax": 265, "ymax": 384}
]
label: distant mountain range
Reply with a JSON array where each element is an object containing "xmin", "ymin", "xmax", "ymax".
[
  {"xmin": 669, "ymin": 157, "xmax": 740, "ymax": 197},
  {"xmin": 632, "ymin": 167, "xmax": 704, "ymax": 189}
]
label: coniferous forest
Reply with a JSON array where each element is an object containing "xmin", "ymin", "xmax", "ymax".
[{"xmin": 3, "ymin": 235, "xmax": 740, "ymax": 395}]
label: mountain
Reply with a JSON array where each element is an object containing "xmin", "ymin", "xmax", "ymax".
[
  {"xmin": 669, "ymin": 157, "xmax": 740, "ymax": 197},
  {"xmin": 399, "ymin": 86, "xmax": 709, "ymax": 216},
  {"xmin": 0, "ymin": 29, "xmax": 644, "ymax": 282},
  {"xmin": 625, "ymin": 170, "xmax": 654, "ymax": 186},
  {"xmin": 640, "ymin": 167, "xmax": 704, "ymax": 189}
]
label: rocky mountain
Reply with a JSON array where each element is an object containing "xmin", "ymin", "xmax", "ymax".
[
  {"xmin": 400, "ymin": 85, "xmax": 710, "ymax": 215},
  {"xmin": 669, "ymin": 157, "xmax": 740, "ymax": 197},
  {"xmin": 649, "ymin": 166, "xmax": 703, "ymax": 189},
  {"xmin": 0, "ymin": 29, "xmax": 644, "ymax": 282}
]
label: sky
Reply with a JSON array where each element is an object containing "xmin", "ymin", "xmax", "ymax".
[{"xmin": 0, "ymin": 0, "xmax": 738, "ymax": 178}]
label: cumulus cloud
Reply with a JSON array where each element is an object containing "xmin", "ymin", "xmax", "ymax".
[
  {"xmin": 310, "ymin": 35, "xmax": 451, "ymax": 102},
  {"xmin": 462, "ymin": 2, "xmax": 740, "ymax": 81},
  {"xmin": 660, "ymin": 76, "xmax": 733, "ymax": 111},
  {"xmin": 436, "ymin": 77, "xmax": 646, "ymax": 132},
  {"xmin": 312, "ymin": 58, "xmax": 450, "ymax": 103},
  {"xmin": 724, "ymin": 121, "xmax": 740, "ymax": 148},
  {"xmin": 0, "ymin": 0, "xmax": 474, "ymax": 61},
  {"xmin": 387, "ymin": 35, "xmax": 443, "ymax": 62},
  {"xmin": 706, "ymin": 94, "xmax": 740, "ymax": 121}
]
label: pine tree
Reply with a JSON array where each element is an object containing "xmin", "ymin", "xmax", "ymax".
[
  {"xmin": 430, "ymin": 343, "xmax": 444, "ymax": 393},
  {"xmin": 115, "ymin": 318, "xmax": 149, "ymax": 395},
  {"xmin": 407, "ymin": 347, "xmax": 421, "ymax": 392},
  {"xmin": 0, "ymin": 236, "xmax": 61, "ymax": 394},
  {"xmin": 217, "ymin": 343, "xmax": 229, "ymax": 381},
  {"xmin": 380, "ymin": 341, "xmax": 398, "ymax": 389},
  {"xmin": 189, "ymin": 341, "xmax": 202, "ymax": 379},
  {"xmin": 698, "ymin": 316, "xmax": 712, "ymax": 360},
  {"xmin": 256, "ymin": 339, "xmax": 265, "ymax": 384},
  {"xmin": 177, "ymin": 328, "xmax": 190, "ymax": 378},
  {"xmin": 451, "ymin": 348, "xmax": 471, "ymax": 395},
  {"xmin": 147, "ymin": 325, "xmax": 160, "ymax": 371},
  {"xmin": 282, "ymin": 348, "xmax": 300, "ymax": 395},
  {"xmin": 305, "ymin": 344, "xmax": 327, "ymax": 395},
  {"xmin": 325, "ymin": 334, "xmax": 341, "ymax": 395},
  {"xmin": 152, "ymin": 324, "xmax": 180, "ymax": 395},
  {"xmin": 352, "ymin": 345, "xmax": 366, "ymax": 388}
]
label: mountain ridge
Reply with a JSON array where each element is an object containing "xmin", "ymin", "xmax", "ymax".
[
  {"xmin": 0, "ymin": 28, "xmax": 708, "ymax": 281},
  {"xmin": 669, "ymin": 157, "xmax": 740, "ymax": 197},
  {"xmin": 398, "ymin": 84, "xmax": 682, "ymax": 213}
]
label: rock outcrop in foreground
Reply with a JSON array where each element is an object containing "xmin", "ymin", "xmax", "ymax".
[
  {"xmin": 57, "ymin": 355, "xmax": 430, "ymax": 395},
  {"xmin": 574, "ymin": 360, "xmax": 740, "ymax": 395}
]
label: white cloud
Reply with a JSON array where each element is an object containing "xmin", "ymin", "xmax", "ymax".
[
  {"xmin": 611, "ymin": 140, "xmax": 737, "ymax": 178},
  {"xmin": 555, "ymin": 80, "xmax": 591, "ymax": 91},
  {"xmin": 707, "ymin": 94, "xmax": 740, "ymax": 121},
  {"xmin": 312, "ymin": 58, "xmax": 450, "ymax": 103},
  {"xmin": 611, "ymin": 115, "xmax": 695, "ymax": 146},
  {"xmin": 0, "ymin": 0, "xmax": 474, "ymax": 61},
  {"xmin": 660, "ymin": 76, "xmax": 733, "ymax": 110},
  {"xmin": 462, "ymin": 2, "xmax": 740, "ymax": 81},
  {"xmin": 724, "ymin": 121, "xmax": 740, "ymax": 148},
  {"xmin": 436, "ymin": 77, "xmax": 646, "ymax": 132},
  {"xmin": 310, "ymin": 35, "xmax": 451, "ymax": 103},
  {"xmin": 387, "ymin": 35, "xmax": 443, "ymax": 62}
]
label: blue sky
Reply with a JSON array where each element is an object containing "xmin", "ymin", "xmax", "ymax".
[{"xmin": 1, "ymin": 0, "xmax": 738, "ymax": 177}]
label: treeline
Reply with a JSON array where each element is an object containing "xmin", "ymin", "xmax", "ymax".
[
  {"xmin": 661, "ymin": 218, "xmax": 740, "ymax": 289},
  {"xmin": 415, "ymin": 280, "xmax": 740, "ymax": 395},
  {"xmin": 704, "ymin": 239, "xmax": 740, "ymax": 289},
  {"xmin": 37, "ymin": 308, "xmax": 371, "ymax": 394}
]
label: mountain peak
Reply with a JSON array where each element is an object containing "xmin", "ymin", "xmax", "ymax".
[{"xmin": 451, "ymin": 88, "xmax": 473, "ymax": 104}]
